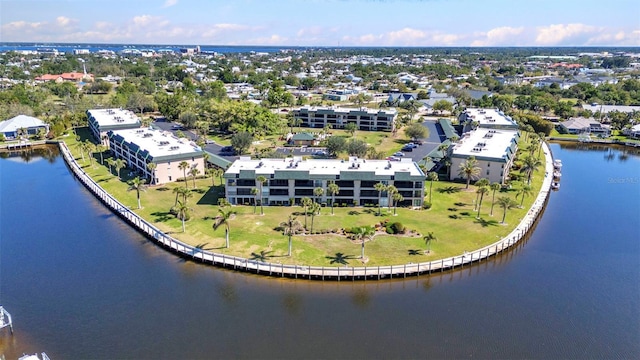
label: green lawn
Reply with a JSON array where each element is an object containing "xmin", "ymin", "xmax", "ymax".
[{"xmin": 63, "ymin": 127, "xmax": 546, "ymax": 267}]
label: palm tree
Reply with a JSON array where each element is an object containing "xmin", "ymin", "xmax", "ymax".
[
  {"xmin": 280, "ymin": 215, "xmax": 303, "ymax": 256},
  {"xmin": 301, "ymin": 197, "xmax": 313, "ymax": 230},
  {"xmin": 175, "ymin": 200, "xmax": 191, "ymax": 233},
  {"xmin": 352, "ymin": 225, "xmax": 375, "ymax": 260},
  {"xmin": 187, "ymin": 168, "xmax": 199, "ymax": 188},
  {"xmin": 474, "ymin": 178, "xmax": 489, "ymax": 210},
  {"xmin": 438, "ymin": 143, "xmax": 449, "ymax": 159},
  {"xmin": 178, "ymin": 161, "xmax": 189, "ymax": 186},
  {"xmin": 75, "ymin": 140, "xmax": 86, "ymax": 162},
  {"xmin": 458, "ymin": 156, "xmax": 480, "ymax": 189},
  {"xmin": 213, "ymin": 207, "xmax": 236, "ymax": 248},
  {"xmin": 476, "ymin": 186, "xmax": 489, "ymax": 218},
  {"xmin": 105, "ymin": 158, "xmax": 115, "ymax": 175},
  {"xmin": 127, "ymin": 176, "xmax": 148, "ymax": 209},
  {"xmin": 374, "ymin": 182, "xmax": 387, "ymax": 215},
  {"xmin": 146, "ymin": 162, "xmax": 157, "ymax": 185},
  {"xmin": 96, "ymin": 144, "xmax": 106, "ymax": 165},
  {"xmin": 392, "ymin": 192, "xmax": 404, "ymax": 215},
  {"xmin": 489, "ymin": 182, "xmax": 501, "ymax": 216},
  {"xmin": 427, "ymin": 171, "xmax": 438, "ymax": 204},
  {"xmin": 516, "ymin": 184, "xmax": 533, "ymax": 207},
  {"xmin": 327, "ymin": 181, "xmax": 340, "ymax": 215},
  {"xmin": 423, "ymin": 232, "xmax": 437, "ymax": 254},
  {"xmin": 313, "ymin": 186, "xmax": 324, "ymax": 208},
  {"xmin": 256, "ymin": 176, "xmax": 267, "ymax": 215},
  {"xmin": 206, "ymin": 168, "xmax": 216, "ymax": 186},
  {"xmin": 309, "ymin": 202, "xmax": 321, "ymax": 233},
  {"xmin": 443, "ymin": 157, "xmax": 452, "ymax": 178},
  {"xmin": 172, "ymin": 186, "xmax": 183, "ymax": 207},
  {"xmin": 251, "ymin": 188, "xmax": 259, "ymax": 214},
  {"xmin": 386, "ymin": 185, "xmax": 397, "ymax": 212},
  {"xmin": 521, "ymin": 155, "xmax": 543, "ymax": 185},
  {"xmin": 114, "ymin": 159, "xmax": 126, "ymax": 181},
  {"xmin": 497, "ymin": 196, "xmax": 517, "ymax": 224}
]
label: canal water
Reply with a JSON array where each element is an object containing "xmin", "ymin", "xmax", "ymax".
[{"xmin": 1, "ymin": 143, "xmax": 638, "ymax": 359}]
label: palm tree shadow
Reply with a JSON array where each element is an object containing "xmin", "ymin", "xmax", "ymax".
[
  {"xmin": 438, "ymin": 186, "xmax": 462, "ymax": 194},
  {"xmin": 408, "ymin": 249, "xmax": 422, "ymax": 256},
  {"xmin": 363, "ymin": 209, "xmax": 376, "ymax": 215},
  {"xmin": 474, "ymin": 218, "xmax": 499, "ymax": 227},
  {"xmin": 348, "ymin": 210, "xmax": 361, "ymax": 215},
  {"xmin": 195, "ymin": 243, "xmax": 215, "ymax": 251},
  {"xmin": 326, "ymin": 252, "xmax": 356, "ymax": 265},
  {"xmin": 250, "ymin": 250, "xmax": 273, "ymax": 261},
  {"xmin": 151, "ymin": 211, "xmax": 172, "ymax": 222}
]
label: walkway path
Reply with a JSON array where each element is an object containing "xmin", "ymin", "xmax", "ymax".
[{"xmin": 58, "ymin": 141, "xmax": 554, "ymax": 281}]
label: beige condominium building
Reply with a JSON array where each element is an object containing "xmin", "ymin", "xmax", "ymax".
[
  {"xmin": 224, "ymin": 156, "xmax": 425, "ymax": 207},
  {"xmin": 88, "ymin": 108, "xmax": 142, "ymax": 145},
  {"xmin": 458, "ymin": 108, "xmax": 519, "ymax": 133},
  {"xmin": 108, "ymin": 128, "xmax": 206, "ymax": 185},
  {"xmin": 292, "ymin": 106, "xmax": 397, "ymax": 132}
]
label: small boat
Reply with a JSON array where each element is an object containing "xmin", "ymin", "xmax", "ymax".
[
  {"xmin": 553, "ymin": 159, "xmax": 562, "ymax": 169},
  {"xmin": 553, "ymin": 171, "xmax": 562, "ymax": 179},
  {"xmin": 551, "ymin": 182, "xmax": 560, "ymax": 190},
  {"xmin": 19, "ymin": 353, "xmax": 51, "ymax": 360}
]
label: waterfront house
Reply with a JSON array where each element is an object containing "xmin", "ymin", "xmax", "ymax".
[
  {"xmin": 224, "ymin": 156, "xmax": 425, "ymax": 207},
  {"xmin": 559, "ymin": 117, "xmax": 611, "ymax": 136},
  {"xmin": 0, "ymin": 115, "xmax": 49, "ymax": 140}
]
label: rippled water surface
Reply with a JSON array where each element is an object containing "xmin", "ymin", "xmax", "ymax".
[{"xmin": 1, "ymin": 143, "xmax": 638, "ymax": 359}]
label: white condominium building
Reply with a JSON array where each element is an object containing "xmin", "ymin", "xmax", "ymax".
[
  {"xmin": 450, "ymin": 128, "xmax": 520, "ymax": 184},
  {"xmin": 88, "ymin": 108, "xmax": 142, "ymax": 144},
  {"xmin": 459, "ymin": 108, "xmax": 519, "ymax": 133},
  {"xmin": 224, "ymin": 156, "xmax": 425, "ymax": 207},
  {"xmin": 108, "ymin": 128, "xmax": 205, "ymax": 185},
  {"xmin": 292, "ymin": 106, "xmax": 397, "ymax": 132}
]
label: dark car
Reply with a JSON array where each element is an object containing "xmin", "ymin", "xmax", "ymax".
[{"xmin": 220, "ymin": 146, "xmax": 236, "ymax": 155}]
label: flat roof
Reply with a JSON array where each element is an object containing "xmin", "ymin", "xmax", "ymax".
[
  {"xmin": 295, "ymin": 106, "xmax": 397, "ymax": 116},
  {"xmin": 452, "ymin": 128, "xmax": 519, "ymax": 161},
  {"xmin": 88, "ymin": 108, "xmax": 141, "ymax": 128},
  {"xmin": 463, "ymin": 108, "xmax": 518, "ymax": 128},
  {"xmin": 110, "ymin": 128, "xmax": 203, "ymax": 160},
  {"xmin": 226, "ymin": 156, "xmax": 424, "ymax": 178}
]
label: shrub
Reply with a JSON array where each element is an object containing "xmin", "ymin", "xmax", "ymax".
[
  {"xmin": 422, "ymin": 202, "xmax": 432, "ymax": 210},
  {"xmin": 385, "ymin": 227, "xmax": 394, "ymax": 234},
  {"xmin": 389, "ymin": 222, "xmax": 405, "ymax": 234}
]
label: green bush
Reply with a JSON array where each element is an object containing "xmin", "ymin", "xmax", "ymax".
[
  {"xmin": 385, "ymin": 227, "xmax": 394, "ymax": 234},
  {"xmin": 422, "ymin": 202, "xmax": 432, "ymax": 210},
  {"xmin": 390, "ymin": 222, "xmax": 405, "ymax": 234}
]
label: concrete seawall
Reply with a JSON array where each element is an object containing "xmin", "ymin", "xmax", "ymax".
[{"xmin": 58, "ymin": 141, "xmax": 554, "ymax": 281}]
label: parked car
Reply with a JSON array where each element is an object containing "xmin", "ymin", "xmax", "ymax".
[
  {"xmin": 205, "ymin": 139, "xmax": 215, "ymax": 144},
  {"xmin": 386, "ymin": 156, "xmax": 401, "ymax": 161},
  {"xmin": 393, "ymin": 151, "xmax": 405, "ymax": 157},
  {"xmin": 401, "ymin": 145, "xmax": 414, "ymax": 152},
  {"xmin": 171, "ymin": 124, "xmax": 184, "ymax": 130}
]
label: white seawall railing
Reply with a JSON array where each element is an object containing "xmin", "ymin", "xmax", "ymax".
[{"xmin": 59, "ymin": 141, "xmax": 554, "ymax": 281}]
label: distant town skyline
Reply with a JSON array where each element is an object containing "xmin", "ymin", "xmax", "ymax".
[{"xmin": 1, "ymin": 0, "xmax": 639, "ymax": 47}]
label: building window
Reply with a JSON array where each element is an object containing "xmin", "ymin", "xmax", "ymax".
[
  {"xmin": 486, "ymin": 170, "xmax": 490, "ymax": 175},
  {"xmin": 487, "ymin": 163, "xmax": 490, "ymax": 167},
  {"xmin": 169, "ymin": 176, "xmax": 172, "ymax": 181}
]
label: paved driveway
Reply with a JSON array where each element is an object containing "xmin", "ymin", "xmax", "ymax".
[
  {"xmin": 402, "ymin": 119, "xmax": 445, "ymax": 161},
  {"xmin": 152, "ymin": 118, "xmax": 238, "ymax": 161}
]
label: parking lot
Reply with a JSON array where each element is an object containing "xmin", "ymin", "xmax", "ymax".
[{"xmin": 151, "ymin": 118, "xmax": 447, "ymax": 163}]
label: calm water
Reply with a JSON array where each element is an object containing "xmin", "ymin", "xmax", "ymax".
[{"xmin": 1, "ymin": 143, "xmax": 639, "ymax": 359}]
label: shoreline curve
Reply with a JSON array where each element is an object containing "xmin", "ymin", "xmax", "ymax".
[{"xmin": 57, "ymin": 140, "xmax": 554, "ymax": 281}]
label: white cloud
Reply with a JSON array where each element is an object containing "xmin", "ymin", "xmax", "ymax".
[
  {"xmin": 471, "ymin": 26, "xmax": 525, "ymax": 46},
  {"xmin": 162, "ymin": 0, "xmax": 178, "ymax": 8},
  {"xmin": 342, "ymin": 27, "xmax": 462, "ymax": 46},
  {"xmin": 535, "ymin": 23, "xmax": 598, "ymax": 45}
]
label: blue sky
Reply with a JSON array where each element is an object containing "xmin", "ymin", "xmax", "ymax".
[{"xmin": 1, "ymin": 0, "xmax": 638, "ymax": 46}]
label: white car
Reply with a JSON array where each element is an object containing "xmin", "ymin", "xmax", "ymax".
[{"xmin": 393, "ymin": 151, "xmax": 405, "ymax": 157}]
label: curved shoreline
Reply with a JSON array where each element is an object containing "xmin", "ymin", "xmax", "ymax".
[{"xmin": 57, "ymin": 140, "xmax": 554, "ymax": 281}]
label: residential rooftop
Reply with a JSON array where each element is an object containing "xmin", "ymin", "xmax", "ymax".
[
  {"xmin": 226, "ymin": 156, "xmax": 424, "ymax": 178},
  {"xmin": 462, "ymin": 108, "xmax": 518, "ymax": 128},
  {"xmin": 451, "ymin": 128, "xmax": 519, "ymax": 162},
  {"xmin": 110, "ymin": 128, "xmax": 203, "ymax": 160},
  {"xmin": 88, "ymin": 108, "xmax": 141, "ymax": 128}
]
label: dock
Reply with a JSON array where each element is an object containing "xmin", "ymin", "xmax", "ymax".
[{"xmin": 0, "ymin": 306, "xmax": 13, "ymax": 334}]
